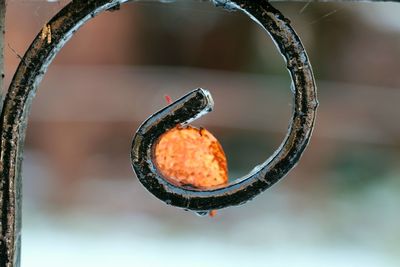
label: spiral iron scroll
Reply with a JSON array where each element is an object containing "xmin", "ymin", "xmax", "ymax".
[
  {"xmin": 131, "ymin": 1, "xmax": 317, "ymax": 213},
  {"xmin": 0, "ymin": 1, "xmax": 317, "ymax": 266}
]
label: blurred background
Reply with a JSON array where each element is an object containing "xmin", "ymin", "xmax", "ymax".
[{"xmin": 3, "ymin": 0, "xmax": 400, "ymax": 266}]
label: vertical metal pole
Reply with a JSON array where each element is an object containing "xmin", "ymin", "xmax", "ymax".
[
  {"xmin": 0, "ymin": 0, "xmax": 7, "ymax": 264},
  {"xmin": 0, "ymin": 0, "xmax": 4, "ymax": 109},
  {"xmin": 1, "ymin": 2, "xmax": 19, "ymax": 267}
]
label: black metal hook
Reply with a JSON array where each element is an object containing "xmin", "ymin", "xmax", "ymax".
[{"xmin": 131, "ymin": 1, "xmax": 318, "ymax": 213}]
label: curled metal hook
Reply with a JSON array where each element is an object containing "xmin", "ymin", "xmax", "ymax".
[
  {"xmin": 0, "ymin": 0, "xmax": 317, "ymax": 265},
  {"xmin": 131, "ymin": 1, "xmax": 318, "ymax": 213}
]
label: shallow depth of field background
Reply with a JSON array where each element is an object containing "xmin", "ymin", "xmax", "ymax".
[{"xmin": 3, "ymin": 1, "xmax": 400, "ymax": 266}]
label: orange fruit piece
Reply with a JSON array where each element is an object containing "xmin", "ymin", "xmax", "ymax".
[{"xmin": 154, "ymin": 126, "xmax": 228, "ymax": 189}]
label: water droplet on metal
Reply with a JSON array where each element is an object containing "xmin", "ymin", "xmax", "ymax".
[{"xmin": 195, "ymin": 211, "xmax": 209, "ymax": 217}]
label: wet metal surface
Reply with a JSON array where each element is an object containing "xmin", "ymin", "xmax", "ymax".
[
  {"xmin": 131, "ymin": 1, "xmax": 317, "ymax": 212},
  {"xmin": 0, "ymin": 0, "xmax": 318, "ymax": 266},
  {"xmin": 0, "ymin": 1, "xmax": 319, "ymax": 265},
  {"xmin": 0, "ymin": 1, "xmax": 129, "ymax": 266}
]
